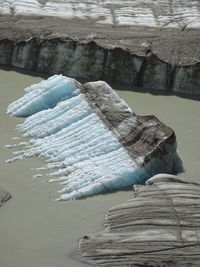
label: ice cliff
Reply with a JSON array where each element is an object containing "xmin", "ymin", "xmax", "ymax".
[
  {"xmin": 6, "ymin": 75, "xmax": 183, "ymax": 200},
  {"xmin": 1, "ymin": 1, "xmax": 200, "ymax": 96}
]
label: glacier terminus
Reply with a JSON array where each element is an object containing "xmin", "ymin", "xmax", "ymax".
[{"xmin": 6, "ymin": 75, "xmax": 183, "ymax": 200}]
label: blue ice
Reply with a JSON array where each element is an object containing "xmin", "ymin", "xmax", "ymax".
[
  {"xmin": 7, "ymin": 75, "xmax": 80, "ymax": 117},
  {"xmin": 7, "ymin": 75, "xmax": 150, "ymax": 200}
]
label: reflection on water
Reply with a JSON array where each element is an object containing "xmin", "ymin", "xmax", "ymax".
[{"xmin": 0, "ymin": 69, "xmax": 199, "ymax": 267}]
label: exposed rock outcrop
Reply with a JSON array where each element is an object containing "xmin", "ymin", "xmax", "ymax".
[{"xmin": 79, "ymin": 174, "xmax": 200, "ymax": 267}]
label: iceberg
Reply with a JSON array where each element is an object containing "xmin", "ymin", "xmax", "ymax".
[{"xmin": 6, "ymin": 75, "xmax": 183, "ymax": 200}]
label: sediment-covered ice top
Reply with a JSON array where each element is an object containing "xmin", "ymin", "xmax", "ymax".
[{"xmin": 6, "ymin": 75, "xmax": 182, "ymax": 200}]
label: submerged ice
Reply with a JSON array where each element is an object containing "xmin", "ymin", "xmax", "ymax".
[{"xmin": 6, "ymin": 75, "xmax": 167, "ymax": 200}]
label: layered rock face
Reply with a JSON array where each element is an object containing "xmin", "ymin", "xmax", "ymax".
[
  {"xmin": 0, "ymin": 0, "xmax": 200, "ymax": 96},
  {"xmin": 80, "ymin": 174, "xmax": 200, "ymax": 267},
  {"xmin": 6, "ymin": 75, "xmax": 182, "ymax": 200}
]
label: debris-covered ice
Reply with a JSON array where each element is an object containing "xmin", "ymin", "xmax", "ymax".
[{"xmin": 6, "ymin": 75, "xmax": 182, "ymax": 200}]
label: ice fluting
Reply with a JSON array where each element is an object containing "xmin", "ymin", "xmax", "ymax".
[{"xmin": 6, "ymin": 75, "xmax": 183, "ymax": 200}]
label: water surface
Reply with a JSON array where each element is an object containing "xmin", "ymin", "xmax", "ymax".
[
  {"xmin": 0, "ymin": 69, "xmax": 200, "ymax": 267},
  {"xmin": 0, "ymin": 69, "xmax": 130, "ymax": 267}
]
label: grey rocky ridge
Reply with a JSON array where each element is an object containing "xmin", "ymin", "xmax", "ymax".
[
  {"xmin": 79, "ymin": 174, "xmax": 200, "ymax": 267},
  {"xmin": 0, "ymin": 0, "xmax": 200, "ymax": 95}
]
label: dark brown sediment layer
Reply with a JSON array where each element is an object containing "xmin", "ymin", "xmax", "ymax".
[{"xmin": 82, "ymin": 81, "xmax": 181, "ymax": 173}]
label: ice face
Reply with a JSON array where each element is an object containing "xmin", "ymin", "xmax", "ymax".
[
  {"xmin": 7, "ymin": 75, "xmax": 81, "ymax": 117},
  {"xmin": 6, "ymin": 75, "xmax": 150, "ymax": 200}
]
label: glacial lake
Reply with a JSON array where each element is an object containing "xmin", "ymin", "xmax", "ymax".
[{"xmin": 0, "ymin": 69, "xmax": 200, "ymax": 267}]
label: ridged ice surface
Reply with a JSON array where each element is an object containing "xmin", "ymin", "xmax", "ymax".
[
  {"xmin": 1, "ymin": 0, "xmax": 200, "ymax": 29},
  {"xmin": 6, "ymin": 75, "xmax": 149, "ymax": 200},
  {"xmin": 7, "ymin": 75, "xmax": 80, "ymax": 117}
]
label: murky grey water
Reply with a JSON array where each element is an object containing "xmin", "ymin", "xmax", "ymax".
[
  {"xmin": 0, "ymin": 69, "xmax": 199, "ymax": 267},
  {"xmin": 0, "ymin": 70, "xmax": 131, "ymax": 267}
]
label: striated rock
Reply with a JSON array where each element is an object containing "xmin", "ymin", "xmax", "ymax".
[
  {"xmin": 0, "ymin": 186, "xmax": 11, "ymax": 207},
  {"xmin": 6, "ymin": 75, "xmax": 182, "ymax": 200},
  {"xmin": 0, "ymin": 0, "xmax": 200, "ymax": 96},
  {"xmin": 79, "ymin": 174, "xmax": 200, "ymax": 267}
]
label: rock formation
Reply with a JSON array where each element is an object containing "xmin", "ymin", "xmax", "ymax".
[
  {"xmin": 0, "ymin": 0, "xmax": 200, "ymax": 96},
  {"xmin": 79, "ymin": 174, "xmax": 200, "ymax": 267},
  {"xmin": 6, "ymin": 75, "xmax": 182, "ymax": 200}
]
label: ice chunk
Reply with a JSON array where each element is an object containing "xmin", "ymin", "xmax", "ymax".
[
  {"xmin": 7, "ymin": 100, "xmax": 147, "ymax": 199},
  {"xmin": 6, "ymin": 75, "xmax": 182, "ymax": 200}
]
